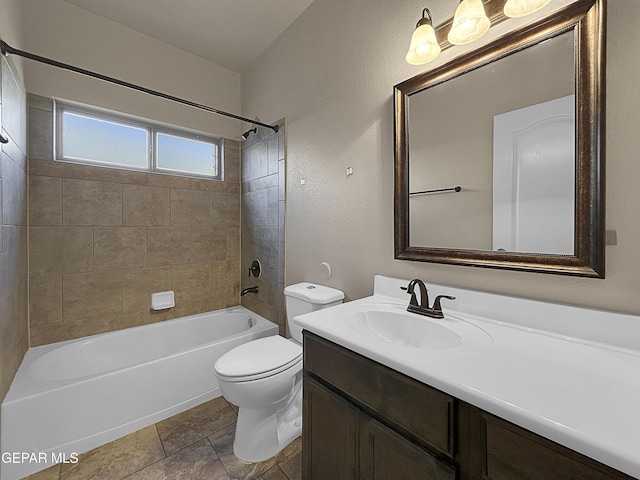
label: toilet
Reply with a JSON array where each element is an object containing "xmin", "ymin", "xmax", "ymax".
[{"xmin": 213, "ymin": 282, "xmax": 344, "ymax": 462}]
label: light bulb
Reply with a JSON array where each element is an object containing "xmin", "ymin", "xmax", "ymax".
[
  {"xmin": 503, "ymin": 0, "xmax": 553, "ymax": 18},
  {"xmin": 447, "ymin": 0, "xmax": 491, "ymax": 46},
  {"xmin": 406, "ymin": 20, "xmax": 441, "ymax": 65}
]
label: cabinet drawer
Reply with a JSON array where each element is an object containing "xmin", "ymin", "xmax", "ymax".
[
  {"xmin": 481, "ymin": 413, "xmax": 635, "ymax": 480},
  {"xmin": 304, "ymin": 332, "xmax": 455, "ymax": 457}
]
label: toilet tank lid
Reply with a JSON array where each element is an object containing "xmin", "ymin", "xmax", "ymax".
[{"xmin": 284, "ymin": 282, "xmax": 345, "ymax": 304}]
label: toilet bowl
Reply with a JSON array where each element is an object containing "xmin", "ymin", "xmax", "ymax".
[{"xmin": 214, "ymin": 282, "xmax": 344, "ymax": 462}]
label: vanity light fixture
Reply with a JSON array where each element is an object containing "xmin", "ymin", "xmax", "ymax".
[
  {"xmin": 405, "ymin": 8, "xmax": 442, "ymax": 65},
  {"xmin": 448, "ymin": 0, "xmax": 491, "ymax": 45},
  {"xmin": 503, "ymin": 0, "xmax": 552, "ymax": 17}
]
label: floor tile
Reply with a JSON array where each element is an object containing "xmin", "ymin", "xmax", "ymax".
[
  {"xmin": 209, "ymin": 424, "xmax": 302, "ymax": 480},
  {"xmin": 59, "ymin": 426, "xmax": 165, "ymax": 480},
  {"xmin": 277, "ymin": 442, "xmax": 302, "ymax": 480},
  {"xmin": 258, "ymin": 465, "xmax": 289, "ymax": 480},
  {"xmin": 22, "ymin": 398, "xmax": 303, "ymax": 480},
  {"xmin": 156, "ymin": 397, "xmax": 237, "ymax": 455},
  {"xmin": 23, "ymin": 463, "xmax": 60, "ymax": 480},
  {"xmin": 123, "ymin": 439, "xmax": 230, "ymax": 480}
]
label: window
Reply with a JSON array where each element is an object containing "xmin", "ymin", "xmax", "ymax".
[{"xmin": 55, "ymin": 100, "xmax": 221, "ymax": 179}]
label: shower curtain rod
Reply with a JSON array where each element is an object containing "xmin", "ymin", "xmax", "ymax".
[{"xmin": 0, "ymin": 40, "xmax": 279, "ymax": 133}]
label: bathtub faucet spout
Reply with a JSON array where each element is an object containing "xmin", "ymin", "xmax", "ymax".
[{"xmin": 241, "ymin": 286, "xmax": 259, "ymax": 296}]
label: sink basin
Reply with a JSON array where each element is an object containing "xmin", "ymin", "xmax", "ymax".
[
  {"xmin": 349, "ymin": 310, "xmax": 462, "ymax": 350},
  {"xmin": 346, "ymin": 304, "xmax": 491, "ymax": 351}
]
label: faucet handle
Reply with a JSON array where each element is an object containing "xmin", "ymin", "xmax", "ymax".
[
  {"xmin": 402, "ymin": 285, "xmax": 419, "ymax": 307},
  {"xmin": 405, "ymin": 280, "xmax": 427, "ymax": 308},
  {"xmin": 432, "ymin": 295, "xmax": 456, "ymax": 312},
  {"xmin": 248, "ymin": 259, "xmax": 261, "ymax": 277}
]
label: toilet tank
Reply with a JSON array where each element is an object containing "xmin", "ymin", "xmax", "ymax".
[{"xmin": 284, "ymin": 282, "xmax": 345, "ymax": 343}]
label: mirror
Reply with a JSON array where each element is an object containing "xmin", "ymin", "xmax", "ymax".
[{"xmin": 394, "ymin": 0, "xmax": 605, "ymax": 277}]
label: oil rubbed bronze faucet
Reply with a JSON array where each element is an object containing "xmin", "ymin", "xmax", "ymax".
[
  {"xmin": 405, "ymin": 279, "xmax": 455, "ymax": 319},
  {"xmin": 241, "ymin": 286, "xmax": 259, "ymax": 296}
]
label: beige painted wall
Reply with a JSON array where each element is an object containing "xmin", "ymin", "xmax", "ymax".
[
  {"xmin": 242, "ymin": 0, "xmax": 640, "ymax": 316},
  {"xmin": 23, "ymin": 0, "xmax": 242, "ymax": 140}
]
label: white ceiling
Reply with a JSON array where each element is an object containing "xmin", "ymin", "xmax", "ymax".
[{"xmin": 60, "ymin": 0, "xmax": 314, "ymax": 73}]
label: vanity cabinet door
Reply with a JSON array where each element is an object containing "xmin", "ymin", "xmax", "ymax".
[
  {"xmin": 360, "ymin": 417, "xmax": 456, "ymax": 480},
  {"xmin": 480, "ymin": 413, "xmax": 635, "ymax": 480},
  {"xmin": 303, "ymin": 375, "xmax": 358, "ymax": 480}
]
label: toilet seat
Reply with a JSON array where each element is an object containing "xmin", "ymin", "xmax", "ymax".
[{"xmin": 214, "ymin": 336, "xmax": 302, "ymax": 382}]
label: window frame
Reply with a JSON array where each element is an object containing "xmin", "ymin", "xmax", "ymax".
[{"xmin": 54, "ymin": 99, "xmax": 222, "ymax": 180}]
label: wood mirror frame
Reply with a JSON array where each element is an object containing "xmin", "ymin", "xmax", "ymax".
[{"xmin": 394, "ymin": 0, "xmax": 605, "ymax": 277}]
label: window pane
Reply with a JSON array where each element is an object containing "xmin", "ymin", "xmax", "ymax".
[
  {"xmin": 62, "ymin": 111, "xmax": 149, "ymax": 169},
  {"xmin": 156, "ymin": 132, "xmax": 218, "ymax": 177}
]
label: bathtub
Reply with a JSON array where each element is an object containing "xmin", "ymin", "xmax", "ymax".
[{"xmin": 1, "ymin": 306, "xmax": 278, "ymax": 480}]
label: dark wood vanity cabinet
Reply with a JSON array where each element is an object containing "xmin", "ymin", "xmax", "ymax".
[
  {"xmin": 303, "ymin": 332, "xmax": 458, "ymax": 480},
  {"xmin": 302, "ymin": 332, "xmax": 636, "ymax": 480}
]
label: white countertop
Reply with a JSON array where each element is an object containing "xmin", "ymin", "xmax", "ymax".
[{"xmin": 293, "ymin": 275, "xmax": 640, "ymax": 478}]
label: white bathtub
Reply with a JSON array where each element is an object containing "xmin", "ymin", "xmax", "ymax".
[{"xmin": 1, "ymin": 306, "xmax": 278, "ymax": 480}]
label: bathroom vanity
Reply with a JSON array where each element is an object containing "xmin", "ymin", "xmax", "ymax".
[
  {"xmin": 295, "ymin": 276, "xmax": 640, "ymax": 480},
  {"xmin": 303, "ymin": 332, "xmax": 633, "ymax": 480}
]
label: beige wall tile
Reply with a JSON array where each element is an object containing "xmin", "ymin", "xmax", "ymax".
[
  {"xmin": 267, "ymin": 134, "xmax": 279, "ymax": 176},
  {"xmin": 29, "ymin": 274, "xmax": 63, "ymax": 327},
  {"xmin": 171, "ymin": 263, "xmax": 211, "ymax": 304},
  {"xmin": 242, "ymin": 190, "xmax": 267, "ymax": 227},
  {"xmin": 63, "ymin": 271, "xmax": 124, "ymax": 320},
  {"xmin": 1, "ymin": 56, "xmax": 29, "ymax": 405},
  {"xmin": 148, "ymin": 227, "xmax": 214, "ymax": 266},
  {"xmin": 123, "ymin": 267, "xmax": 172, "ymax": 313},
  {"xmin": 225, "ymin": 227, "xmax": 240, "ymax": 260},
  {"xmin": 94, "ymin": 312, "xmax": 141, "ymax": 334},
  {"xmin": 211, "ymin": 259, "xmax": 240, "ymax": 308},
  {"xmin": 138, "ymin": 305, "xmax": 181, "ymax": 325},
  {"xmin": 225, "ymin": 182, "xmax": 241, "ymax": 194},
  {"xmin": 147, "ymin": 173, "xmax": 191, "ymax": 189},
  {"xmin": 2, "ymin": 153, "xmax": 27, "ymax": 226},
  {"xmin": 63, "ymin": 178, "xmax": 122, "ymax": 225},
  {"xmin": 29, "ymin": 158, "xmax": 94, "ymax": 180},
  {"xmin": 29, "ymin": 175, "xmax": 62, "ymax": 225},
  {"xmin": 2, "ymin": 57, "xmax": 27, "ymax": 154},
  {"xmin": 28, "ymin": 105, "xmax": 53, "ymax": 161},
  {"xmin": 28, "ymin": 93, "xmax": 53, "ymax": 112},
  {"xmin": 210, "ymin": 192, "xmax": 240, "ymax": 227},
  {"xmin": 223, "ymin": 142, "xmax": 240, "ymax": 185},
  {"xmin": 91, "ymin": 166, "xmax": 148, "ymax": 185},
  {"xmin": 123, "ymin": 184, "xmax": 170, "ymax": 226},
  {"xmin": 189, "ymin": 178, "xmax": 226, "ymax": 192},
  {"xmin": 30, "ymin": 317, "xmax": 95, "ymax": 347},
  {"xmin": 94, "ymin": 227, "xmax": 148, "ymax": 271},
  {"xmin": 170, "ymin": 189, "xmax": 210, "ymax": 226},
  {"xmin": 267, "ymin": 186, "xmax": 279, "ymax": 227},
  {"xmin": 209, "ymin": 230, "xmax": 230, "ymax": 262},
  {"xmin": 29, "ymin": 226, "xmax": 93, "ymax": 275},
  {"xmin": 1, "ymin": 227, "xmax": 29, "ymax": 397}
]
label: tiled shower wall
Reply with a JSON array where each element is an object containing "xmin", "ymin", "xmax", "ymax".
[
  {"xmin": 240, "ymin": 124, "xmax": 286, "ymax": 335},
  {"xmin": 0, "ymin": 58, "xmax": 28, "ymax": 412},
  {"xmin": 28, "ymin": 94, "xmax": 242, "ymax": 346}
]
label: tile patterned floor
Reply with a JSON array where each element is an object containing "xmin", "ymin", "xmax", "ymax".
[{"xmin": 24, "ymin": 397, "xmax": 302, "ymax": 480}]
